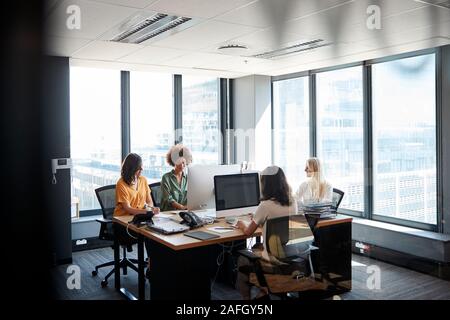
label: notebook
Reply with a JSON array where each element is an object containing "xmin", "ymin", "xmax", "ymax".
[{"xmin": 184, "ymin": 230, "xmax": 220, "ymax": 241}]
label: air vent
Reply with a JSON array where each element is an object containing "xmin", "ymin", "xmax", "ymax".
[
  {"xmin": 414, "ymin": 0, "xmax": 450, "ymax": 9},
  {"xmin": 217, "ymin": 44, "xmax": 249, "ymax": 55},
  {"xmin": 252, "ymin": 39, "xmax": 332, "ymax": 59},
  {"xmin": 110, "ymin": 12, "xmax": 196, "ymax": 44}
]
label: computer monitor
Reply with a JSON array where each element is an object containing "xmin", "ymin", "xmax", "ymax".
[
  {"xmin": 214, "ymin": 172, "xmax": 260, "ymax": 218},
  {"xmin": 187, "ymin": 164, "xmax": 241, "ymax": 210}
]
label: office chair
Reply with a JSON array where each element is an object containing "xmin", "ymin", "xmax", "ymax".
[
  {"xmin": 149, "ymin": 182, "xmax": 161, "ymax": 208},
  {"xmin": 91, "ymin": 185, "xmax": 140, "ymax": 287},
  {"xmin": 331, "ymin": 188, "xmax": 345, "ymax": 211},
  {"xmin": 237, "ymin": 215, "xmax": 328, "ymax": 300}
]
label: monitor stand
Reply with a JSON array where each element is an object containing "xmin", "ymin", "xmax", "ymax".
[
  {"xmin": 192, "ymin": 208, "xmax": 216, "ymax": 219},
  {"xmin": 225, "ymin": 216, "xmax": 238, "ymax": 225}
]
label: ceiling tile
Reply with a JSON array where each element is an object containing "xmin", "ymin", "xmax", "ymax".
[
  {"xmin": 45, "ymin": 0, "xmax": 138, "ymax": 39},
  {"xmin": 45, "ymin": 36, "xmax": 92, "ymax": 56},
  {"xmin": 205, "ymin": 28, "xmax": 314, "ymax": 57},
  {"xmin": 86, "ymin": 0, "xmax": 158, "ymax": 8},
  {"xmin": 72, "ymin": 40, "xmax": 144, "ymax": 60},
  {"xmin": 118, "ymin": 46, "xmax": 188, "ymax": 64},
  {"xmin": 283, "ymin": 0, "xmax": 430, "ymax": 41},
  {"xmin": 162, "ymin": 52, "xmax": 231, "ymax": 68},
  {"xmin": 146, "ymin": 0, "xmax": 255, "ymax": 19},
  {"xmin": 216, "ymin": 0, "xmax": 353, "ymax": 29},
  {"xmin": 151, "ymin": 20, "xmax": 260, "ymax": 50},
  {"xmin": 334, "ymin": 5, "xmax": 450, "ymax": 44}
]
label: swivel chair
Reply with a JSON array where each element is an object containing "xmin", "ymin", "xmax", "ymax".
[
  {"xmin": 237, "ymin": 215, "xmax": 327, "ymax": 300},
  {"xmin": 149, "ymin": 182, "xmax": 161, "ymax": 208},
  {"xmin": 331, "ymin": 188, "xmax": 345, "ymax": 211},
  {"xmin": 91, "ymin": 185, "xmax": 140, "ymax": 287}
]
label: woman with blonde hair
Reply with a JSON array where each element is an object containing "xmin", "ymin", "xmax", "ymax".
[
  {"xmin": 296, "ymin": 157, "xmax": 332, "ymax": 205},
  {"xmin": 160, "ymin": 144, "xmax": 193, "ymax": 211}
]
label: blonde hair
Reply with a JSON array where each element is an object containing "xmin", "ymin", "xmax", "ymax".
[
  {"xmin": 306, "ymin": 157, "xmax": 327, "ymax": 200},
  {"xmin": 166, "ymin": 144, "xmax": 193, "ymax": 167}
]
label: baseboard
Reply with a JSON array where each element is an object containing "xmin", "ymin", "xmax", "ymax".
[
  {"xmin": 72, "ymin": 237, "xmax": 113, "ymax": 252},
  {"xmin": 352, "ymin": 240, "xmax": 450, "ymax": 280}
]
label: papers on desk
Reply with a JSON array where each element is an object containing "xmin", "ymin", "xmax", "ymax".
[
  {"xmin": 155, "ymin": 213, "xmax": 174, "ymax": 219},
  {"xmin": 207, "ymin": 226, "xmax": 235, "ymax": 234}
]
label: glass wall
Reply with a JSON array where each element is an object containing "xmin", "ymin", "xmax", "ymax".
[
  {"xmin": 182, "ymin": 76, "xmax": 220, "ymax": 165},
  {"xmin": 316, "ymin": 66, "xmax": 364, "ymax": 212},
  {"xmin": 372, "ymin": 54, "xmax": 436, "ymax": 225},
  {"xmin": 70, "ymin": 67, "xmax": 121, "ymax": 212},
  {"xmin": 130, "ymin": 71, "xmax": 173, "ymax": 182},
  {"xmin": 273, "ymin": 77, "xmax": 310, "ymax": 190}
]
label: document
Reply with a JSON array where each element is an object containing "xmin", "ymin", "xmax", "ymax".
[
  {"xmin": 207, "ymin": 226, "xmax": 235, "ymax": 234},
  {"xmin": 156, "ymin": 213, "xmax": 174, "ymax": 219}
]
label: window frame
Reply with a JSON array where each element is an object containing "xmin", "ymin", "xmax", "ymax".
[
  {"xmin": 73, "ymin": 72, "xmax": 226, "ymax": 218},
  {"xmin": 271, "ymin": 47, "xmax": 441, "ymax": 231},
  {"xmin": 271, "ymin": 74, "xmax": 312, "ymax": 189},
  {"xmin": 69, "ymin": 67, "xmax": 123, "ymax": 218}
]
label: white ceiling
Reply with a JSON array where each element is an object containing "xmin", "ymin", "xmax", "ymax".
[{"xmin": 45, "ymin": 0, "xmax": 450, "ymax": 78}]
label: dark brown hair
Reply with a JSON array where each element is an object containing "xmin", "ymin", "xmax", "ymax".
[
  {"xmin": 260, "ymin": 166, "xmax": 292, "ymax": 206},
  {"xmin": 121, "ymin": 153, "xmax": 142, "ymax": 185}
]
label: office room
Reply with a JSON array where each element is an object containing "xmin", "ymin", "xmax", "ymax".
[{"xmin": 1, "ymin": 0, "xmax": 450, "ymax": 307}]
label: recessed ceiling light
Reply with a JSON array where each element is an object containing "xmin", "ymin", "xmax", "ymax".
[{"xmin": 217, "ymin": 44, "xmax": 249, "ymax": 55}]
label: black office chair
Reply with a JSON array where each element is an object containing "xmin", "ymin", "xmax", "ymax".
[
  {"xmin": 331, "ymin": 188, "xmax": 345, "ymax": 211},
  {"xmin": 237, "ymin": 215, "xmax": 328, "ymax": 300},
  {"xmin": 91, "ymin": 185, "xmax": 140, "ymax": 287},
  {"xmin": 149, "ymin": 182, "xmax": 161, "ymax": 208}
]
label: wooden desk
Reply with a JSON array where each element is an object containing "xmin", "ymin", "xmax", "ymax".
[
  {"xmin": 112, "ymin": 213, "xmax": 352, "ymax": 300},
  {"xmin": 113, "ymin": 213, "xmax": 261, "ymax": 300},
  {"xmin": 114, "ymin": 213, "xmax": 261, "ymax": 251},
  {"xmin": 311, "ymin": 215, "xmax": 353, "ymax": 294}
]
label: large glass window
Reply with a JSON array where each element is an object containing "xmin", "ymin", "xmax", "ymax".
[
  {"xmin": 273, "ymin": 77, "xmax": 310, "ymax": 189},
  {"xmin": 182, "ymin": 76, "xmax": 219, "ymax": 165},
  {"xmin": 70, "ymin": 67, "xmax": 121, "ymax": 212},
  {"xmin": 316, "ymin": 67, "xmax": 364, "ymax": 212},
  {"xmin": 130, "ymin": 72, "xmax": 173, "ymax": 182},
  {"xmin": 372, "ymin": 54, "xmax": 436, "ymax": 225}
]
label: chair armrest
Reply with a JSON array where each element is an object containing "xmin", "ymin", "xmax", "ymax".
[
  {"xmin": 96, "ymin": 218, "xmax": 112, "ymax": 224},
  {"xmin": 237, "ymin": 249, "xmax": 261, "ymax": 262}
]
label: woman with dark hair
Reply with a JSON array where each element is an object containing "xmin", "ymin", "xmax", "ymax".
[
  {"xmin": 114, "ymin": 153, "xmax": 159, "ymax": 279},
  {"xmin": 235, "ymin": 166, "xmax": 297, "ymax": 300},
  {"xmin": 114, "ymin": 153, "xmax": 159, "ymax": 217}
]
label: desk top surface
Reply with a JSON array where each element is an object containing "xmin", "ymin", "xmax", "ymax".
[{"xmin": 113, "ymin": 213, "xmax": 352, "ymax": 251}]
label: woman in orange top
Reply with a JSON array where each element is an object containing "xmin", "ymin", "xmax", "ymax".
[
  {"xmin": 114, "ymin": 153, "xmax": 159, "ymax": 279},
  {"xmin": 114, "ymin": 153, "xmax": 159, "ymax": 217}
]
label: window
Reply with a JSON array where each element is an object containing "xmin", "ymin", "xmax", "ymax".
[
  {"xmin": 316, "ymin": 66, "xmax": 364, "ymax": 212},
  {"xmin": 70, "ymin": 67, "xmax": 121, "ymax": 212},
  {"xmin": 372, "ymin": 54, "xmax": 436, "ymax": 225},
  {"xmin": 182, "ymin": 76, "xmax": 219, "ymax": 164},
  {"xmin": 130, "ymin": 72, "xmax": 174, "ymax": 182},
  {"xmin": 273, "ymin": 77, "xmax": 310, "ymax": 189}
]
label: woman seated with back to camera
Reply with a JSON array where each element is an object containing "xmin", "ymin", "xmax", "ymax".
[
  {"xmin": 235, "ymin": 165, "xmax": 297, "ymax": 300},
  {"xmin": 160, "ymin": 144, "xmax": 192, "ymax": 212},
  {"xmin": 296, "ymin": 157, "xmax": 332, "ymax": 207}
]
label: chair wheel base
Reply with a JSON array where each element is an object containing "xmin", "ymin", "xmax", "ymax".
[
  {"xmin": 92, "ymin": 270, "xmax": 98, "ymax": 276},
  {"xmin": 101, "ymin": 280, "xmax": 108, "ymax": 287}
]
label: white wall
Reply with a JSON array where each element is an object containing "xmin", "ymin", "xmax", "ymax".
[{"xmin": 232, "ymin": 75, "xmax": 272, "ymax": 171}]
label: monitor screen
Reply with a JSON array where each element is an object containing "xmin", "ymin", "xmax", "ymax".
[{"xmin": 214, "ymin": 173, "xmax": 260, "ymax": 211}]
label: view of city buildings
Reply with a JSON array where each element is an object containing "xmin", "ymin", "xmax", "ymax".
[
  {"xmin": 274, "ymin": 53, "xmax": 436, "ymax": 225},
  {"xmin": 182, "ymin": 76, "xmax": 220, "ymax": 165},
  {"xmin": 70, "ymin": 69, "xmax": 219, "ymax": 214}
]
